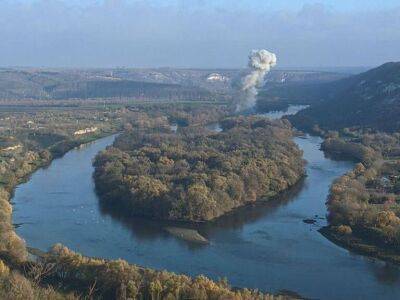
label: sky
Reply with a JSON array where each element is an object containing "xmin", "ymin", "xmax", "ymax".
[{"xmin": 1, "ymin": 0, "xmax": 399, "ymax": 68}]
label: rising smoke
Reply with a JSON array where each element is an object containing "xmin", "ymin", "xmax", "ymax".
[{"xmin": 236, "ymin": 49, "xmax": 277, "ymax": 111}]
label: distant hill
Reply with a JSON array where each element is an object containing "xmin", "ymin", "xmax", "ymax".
[
  {"xmin": 256, "ymin": 71, "xmax": 350, "ymax": 112},
  {"xmin": 45, "ymin": 80, "xmax": 213, "ymax": 101},
  {"xmin": 0, "ymin": 67, "xmax": 347, "ymax": 101},
  {"xmin": 288, "ymin": 62, "xmax": 400, "ymax": 132},
  {"xmin": 0, "ymin": 69, "xmax": 214, "ymax": 101}
]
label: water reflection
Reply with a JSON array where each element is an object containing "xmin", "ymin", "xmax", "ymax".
[
  {"xmin": 369, "ymin": 262, "xmax": 400, "ymax": 285},
  {"xmin": 12, "ymin": 113, "xmax": 400, "ymax": 300},
  {"xmin": 98, "ymin": 178, "xmax": 305, "ymax": 247},
  {"xmin": 199, "ymin": 178, "xmax": 305, "ymax": 233}
]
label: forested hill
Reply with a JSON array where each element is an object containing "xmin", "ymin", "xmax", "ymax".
[
  {"xmin": 46, "ymin": 80, "xmax": 213, "ymax": 101},
  {"xmin": 288, "ymin": 62, "xmax": 400, "ymax": 132},
  {"xmin": 0, "ymin": 67, "xmax": 348, "ymax": 102},
  {"xmin": 93, "ymin": 116, "xmax": 305, "ymax": 222},
  {"xmin": 0, "ymin": 69, "xmax": 214, "ymax": 101}
]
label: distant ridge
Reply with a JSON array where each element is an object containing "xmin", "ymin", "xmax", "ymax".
[
  {"xmin": 0, "ymin": 67, "xmax": 347, "ymax": 101},
  {"xmin": 288, "ymin": 62, "xmax": 400, "ymax": 132}
]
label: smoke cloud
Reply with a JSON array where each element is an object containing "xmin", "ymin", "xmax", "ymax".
[{"xmin": 237, "ymin": 49, "xmax": 277, "ymax": 111}]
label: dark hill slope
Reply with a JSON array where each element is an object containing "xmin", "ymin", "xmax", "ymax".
[{"xmin": 288, "ymin": 62, "xmax": 400, "ymax": 132}]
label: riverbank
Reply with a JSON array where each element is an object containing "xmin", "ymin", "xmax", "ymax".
[
  {"xmin": 12, "ymin": 130, "xmax": 118, "ymax": 192},
  {"xmin": 1, "ymin": 112, "xmax": 119, "ymax": 261},
  {"xmin": 8, "ymin": 126, "xmax": 300, "ymax": 299},
  {"xmin": 6, "ymin": 133, "xmax": 297, "ymax": 299},
  {"xmin": 0, "ymin": 109, "xmax": 132, "ymax": 298},
  {"xmin": 12, "ymin": 107, "xmax": 400, "ymax": 300},
  {"xmin": 319, "ymin": 130, "xmax": 400, "ymax": 265},
  {"xmin": 1, "ymin": 131, "xmax": 118, "ymax": 261},
  {"xmin": 319, "ymin": 226, "xmax": 400, "ymax": 265}
]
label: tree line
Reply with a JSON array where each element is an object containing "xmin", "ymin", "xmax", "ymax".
[
  {"xmin": 325, "ymin": 129, "xmax": 400, "ymax": 257},
  {"xmin": 0, "ymin": 105, "xmax": 299, "ymax": 299},
  {"xmin": 94, "ymin": 115, "xmax": 305, "ymax": 222}
]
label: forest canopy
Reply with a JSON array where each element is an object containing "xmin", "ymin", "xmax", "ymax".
[{"xmin": 94, "ymin": 116, "xmax": 305, "ymax": 222}]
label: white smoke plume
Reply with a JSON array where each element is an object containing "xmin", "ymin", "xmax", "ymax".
[{"xmin": 237, "ymin": 49, "xmax": 277, "ymax": 111}]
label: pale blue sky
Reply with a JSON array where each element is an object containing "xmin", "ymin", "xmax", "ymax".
[
  {"xmin": 171, "ymin": 0, "xmax": 400, "ymax": 11},
  {"xmin": 21, "ymin": 0, "xmax": 399, "ymax": 10},
  {"xmin": 1, "ymin": 0, "xmax": 399, "ymax": 68},
  {"xmin": 37, "ymin": 0, "xmax": 400, "ymax": 11}
]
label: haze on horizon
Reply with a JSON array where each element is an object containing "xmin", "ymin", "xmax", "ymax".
[{"xmin": 1, "ymin": 0, "xmax": 399, "ymax": 69}]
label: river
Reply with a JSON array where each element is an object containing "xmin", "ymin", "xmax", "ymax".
[{"xmin": 13, "ymin": 106, "xmax": 400, "ymax": 300}]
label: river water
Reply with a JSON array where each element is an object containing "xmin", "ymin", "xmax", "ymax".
[{"xmin": 13, "ymin": 107, "xmax": 400, "ymax": 300}]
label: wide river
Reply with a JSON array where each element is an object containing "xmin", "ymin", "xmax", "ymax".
[{"xmin": 13, "ymin": 106, "xmax": 400, "ymax": 300}]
